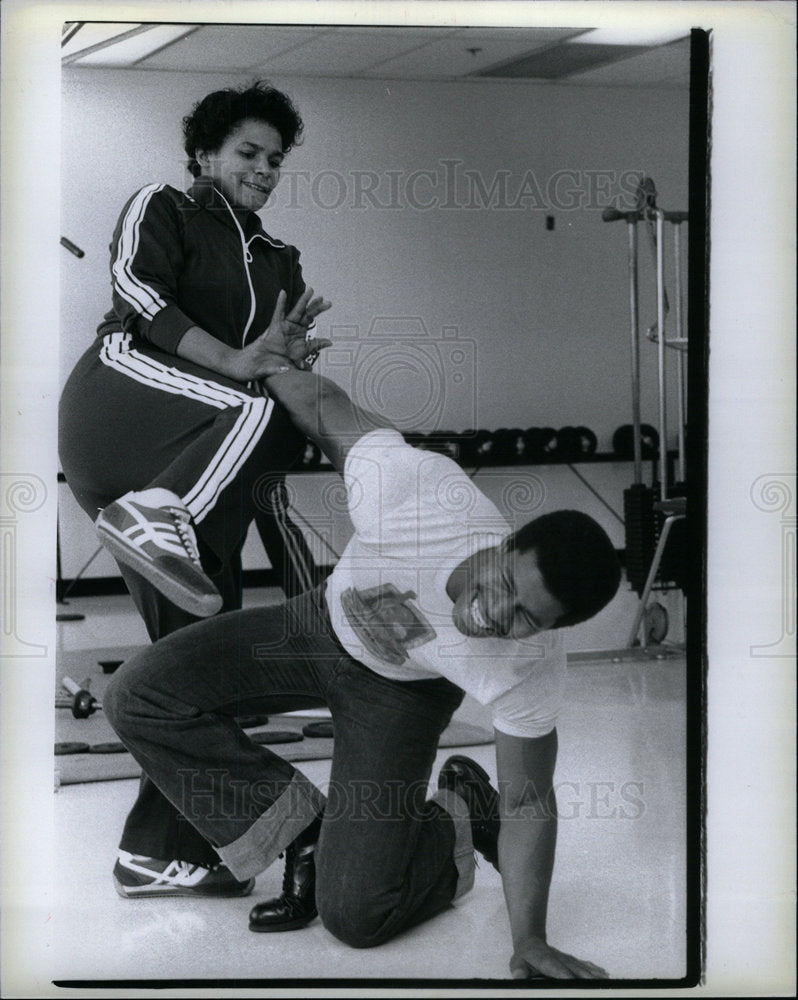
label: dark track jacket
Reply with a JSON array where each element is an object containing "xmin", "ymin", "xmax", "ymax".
[{"xmin": 96, "ymin": 176, "xmax": 306, "ymax": 355}]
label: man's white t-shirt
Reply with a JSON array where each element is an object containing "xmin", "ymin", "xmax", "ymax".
[{"xmin": 325, "ymin": 429, "xmax": 566, "ymax": 739}]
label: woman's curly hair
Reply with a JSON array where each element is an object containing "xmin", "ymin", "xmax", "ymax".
[{"xmin": 183, "ymin": 80, "xmax": 304, "ymax": 176}]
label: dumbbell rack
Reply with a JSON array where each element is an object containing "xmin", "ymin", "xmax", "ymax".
[{"xmin": 603, "ymin": 180, "xmax": 689, "ymax": 647}]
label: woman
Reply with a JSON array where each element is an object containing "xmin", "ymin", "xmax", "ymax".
[{"xmin": 59, "ymin": 80, "xmax": 330, "ymax": 897}]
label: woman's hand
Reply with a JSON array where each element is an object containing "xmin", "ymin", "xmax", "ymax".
[
  {"xmin": 286, "ymin": 286, "xmax": 332, "ymax": 333},
  {"xmin": 175, "ymin": 324, "xmax": 292, "ymax": 382},
  {"xmin": 282, "ymin": 286, "xmax": 332, "ymax": 369},
  {"xmin": 189, "ymin": 289, "xmax": 331, "ymax": 383},
  {"xmin": 224, "ymin": 344, "xmax": 294, "ymax": 382},
  {"xmin": 257, "ymin": 289, "xmax": 332, "ymax": 373}
]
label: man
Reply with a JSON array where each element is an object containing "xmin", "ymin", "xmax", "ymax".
[{"xmin": 104, "ymin": 294, "xmax": 620, "ymax": 979}]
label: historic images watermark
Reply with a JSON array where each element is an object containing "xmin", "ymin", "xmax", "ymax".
[
  {"xmin": 265, "ymin": 164, "xmax": 646, "ymax": 214},
  {"xmin": 170, "ymin": 163, "xmax": 647, "ymax": 214},
  {"xmin": 177, "ymin": 770, "xmax": 647, "ymax": 824},
  {"xmin": 1, "ymin": 473, "xmax": 48, "ymax": 658},
  {"xmin": 748, "ymin": 473, "xmax": 796, "ymax": 658}
]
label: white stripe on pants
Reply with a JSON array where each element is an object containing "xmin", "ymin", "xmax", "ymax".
[{"xmin": 99, "ymin": 333, "xmax": 275, "ymax": 523}]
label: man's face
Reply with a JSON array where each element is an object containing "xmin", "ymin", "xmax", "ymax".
[{"xmin": 449, "ymin": 540, "xmax": 567, "ymax": 640}]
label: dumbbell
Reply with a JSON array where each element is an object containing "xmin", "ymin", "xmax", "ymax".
[
  {"xmin": 61, "ymin": 676, "xmax": 102, "ymax": 719},
  {"xmin": 457, "ymin": 430, "xmax": 478, "ymax": 466},
  {"xmin": 297, "ymin": 438, "xmax": 322, "ymax": 470},
  {"xmin": 574, "ymin": 426, "xmax": 598, "ymax": 456},
  {"xmin": 419, "ymin": 432, "xmax": 462, "ymax": 462},
  {"xmin": 554, "ymin": 426, "xmax": 598, "ymax": 459},
  {"xmin": 482, "ymin": 428, "xmax": 526, "ymax": 466},
  {"xmin": 471, "ymin": 429, "xmax": 500, "ymax": 466},
  {"xmin": 460, "ymin": 429, "xmax": 520, "ymax": 467},
  {"xmin": 524, "ymin": 427, "xmax": 559, "ymax": 462},
  {"xmin": 612, "ymin": 424, "xmax": 660, "ymax": 459},
  {"xmin": 438, "ymin": 432, "xmax": 466, "ymax": 464},
  {"xmin": 496, "ymin": 428, "xmax": 527, "ymax": 465}
]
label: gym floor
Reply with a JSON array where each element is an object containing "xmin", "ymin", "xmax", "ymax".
[{"xmin": 51, "ymin": 582, "xmax": 689, "ymax": 986}]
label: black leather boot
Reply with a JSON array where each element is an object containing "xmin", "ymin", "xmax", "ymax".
[
  {"xmin": 438, "ymin": 755, "xmax": 501, "ymax": 872},
  {"xmin": 248, "ymin": 817, "xmax": 321, "ymax": 932}
]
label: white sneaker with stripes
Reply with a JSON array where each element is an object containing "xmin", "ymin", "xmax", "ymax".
[
  {"xmin": 113, "ymin": 851, "xmax": 255, "ymax": 898},
  {"xmin": 95, "ymin": 490, "xmax": 222, "ymax": 617}
]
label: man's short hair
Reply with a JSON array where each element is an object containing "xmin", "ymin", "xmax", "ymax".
[{"xmin": 509, "ymin": 510, "xmax": 621, "ymax": 628}]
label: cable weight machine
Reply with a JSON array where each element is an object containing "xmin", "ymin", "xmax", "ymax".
[{"xmin": 603, "ymin": 178, "xmax": 689, "ymax": 647}]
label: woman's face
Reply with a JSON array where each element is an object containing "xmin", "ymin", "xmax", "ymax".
[{"xmin": 196, "ymin": 118, "xmax": 284, "ymax": 211}]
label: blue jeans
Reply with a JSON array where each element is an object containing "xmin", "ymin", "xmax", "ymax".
[{"xmin": 104, "ymin": 585, "xmax": 476, "ymax": 947}]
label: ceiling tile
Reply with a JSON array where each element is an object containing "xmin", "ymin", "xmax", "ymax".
[
  {"xmin": 138, "ymin": 24, "xmax": 333, "ymax": 71},
  {"xmin": 249, "ymin": 26, "xmax": 461, "ymax": 77},
  {"xmin": 565, "ymin": 38, "xmax": 691, "ymax": 88},
  {"xmin": 475, "ymin": 41, "xmax": 649, "ymax": 80},
  {"xmin": 359, "ymin": 26, "xmax": 588, "ymax": 79}
]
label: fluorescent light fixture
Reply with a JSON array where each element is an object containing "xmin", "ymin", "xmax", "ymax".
[
  {"xmin": 571, "ymin": 27, "xmax": 689, "ymax": 48},
  {"xmin": 69, "ymin": 24, "xmax": 196, "ymax": 66},
  {"xmin": 61, "ymin": 23, "xmax": 144, "ymax": 60}
]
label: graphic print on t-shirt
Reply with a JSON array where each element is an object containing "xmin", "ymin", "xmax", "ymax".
[{"xmin": 340, "ymin": 584, "xmax": 437, "ymax": 666}]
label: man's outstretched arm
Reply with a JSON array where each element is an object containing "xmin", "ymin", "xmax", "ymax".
[
  {"xmin": 263, "ymin": 369, "xmax": 393, "ymax": 473},
  {"xmin": 495, "ymin": 728, "xmax": 610, "ymax": 980}
]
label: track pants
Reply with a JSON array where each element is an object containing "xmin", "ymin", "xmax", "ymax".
[
  {"xmin": 104, "ymin": 586, "xmax": 476, "ymax": 947},
  {"xmin": 59, "ymin": 334, "xmax": 315, "ymax": 865}
]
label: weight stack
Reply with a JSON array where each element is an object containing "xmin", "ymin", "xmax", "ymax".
[{"xmin": 623, "ymin": 483, "xmax": 657, "ymax": 597}]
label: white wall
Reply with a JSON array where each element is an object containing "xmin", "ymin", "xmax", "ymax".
[
  {"xmin": 59, "ymin": 68, "xmax": 689, "ymax": 578},
  {"xmin": 61, "ymin": 68, "xmax": 689, "ymax": 449}
]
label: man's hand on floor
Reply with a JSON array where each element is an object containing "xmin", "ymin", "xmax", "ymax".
[{"xmin": 510, "ymin": 937, "xmax": 609, "ymax": 979}]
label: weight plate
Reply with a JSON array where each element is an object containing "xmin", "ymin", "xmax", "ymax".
[
  {"xmin": 302, "ymin": 721, "xmax": 334, "ymax": 739},
  {"xmin": 554, "ymin": 426, "xmax": 577, "ymax": 457},
  {"xmin": 472, "ymin": 429, "xmax": 496, "ymax": 464},
  {"xmin": 54, "ymin": 742, "xmax": 90, "ymax": 756},
  {"xmin": 613, "ymin": 424, "xmax": 660, "ymax": 458},
  {"xmin": 299, "ymin": 440, "xmax": 322, "ymax": 469},
  {"xmin": 574, "ymin": 426, "xmax": 598, "ymax": 455},
  {"xmin": 236, "ymin": 715, "xmax": 271, "ymax": 729},
  {"xmin": 249, "ymin": 730, "xmax": 304, "ymax": 745},
  {"xmin": 99, "ymin": 660, "xmax": 123, "ymax": 674},
  {"xmin": 538, "ymin": 427, "xmax": 558, "ymax": 456},
  {"xmin": 644, "ymin": 603, "xmax": 669, "ymax": 645},
  {"xmin": 457, "ymin": 430, "xmax": 478, "ymax": 466},
  {"xmin": 88, "ymin": 742, "xmax": 129, "ymax": 754}
]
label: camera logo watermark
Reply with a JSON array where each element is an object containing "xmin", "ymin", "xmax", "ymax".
[
  {"xmin": 249, "ymin": 313, "xmax": 548, "ymax": 657},
  {"xmin": 1, "ymin": 473, "xmax": 48, "ymax": 657},
  {"xmin": 749, "ymin": 473, "xmax": 795, "ymax": 658},
  {"xmin": 318, "ymin": 317, "xmax": 478, "ymax": 433}
]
